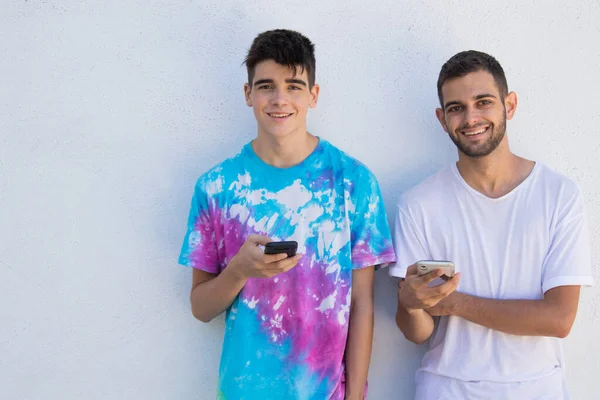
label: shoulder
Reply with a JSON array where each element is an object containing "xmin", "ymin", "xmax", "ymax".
[
  {"xmin": 533, "ymin": 163, "xmax": 581, "ymax": 197},
  {"xmin": 194, "ymin": 146, "xmax": 248, "ymax": 197},
  {"xmin": 529, "ymin": 163, "xmax": 584, "ymax": 215},
  {"xmin": 321, "ymin": 139, "xmax": 378, "ymax": 183}
]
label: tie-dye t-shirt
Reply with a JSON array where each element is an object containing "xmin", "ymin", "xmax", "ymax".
[{"xmin": 179, "ymin": 139, "xmax": 396, "ymax": 400}]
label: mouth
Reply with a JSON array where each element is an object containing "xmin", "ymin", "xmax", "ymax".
[
  {"xmin": 460, "ymin": 125, "xmax": 490, "ymax": 137},
  {"xmin": 267, "ymin": 112, "xmax": 293, "ymax": 119}
]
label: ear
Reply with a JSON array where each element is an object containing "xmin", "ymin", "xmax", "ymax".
[
  {"xmin": 309, "ymin": 84, "xmax": 320, "ymax": 108},
  {"xmin": 435, "ymin": 108, "xmax": 448, "ymax": 133},
  {"xmin": 244, "ymin": 83, "xmax": 252, "ymax": 107},
  {"xmin": 504, "ymin": 91, "xmax": 518, "ymax": 120}
]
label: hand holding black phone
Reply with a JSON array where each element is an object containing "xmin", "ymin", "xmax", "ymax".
[{"xmin": 264, "ymin": 241, "xmax": 298, "ymax": 258}]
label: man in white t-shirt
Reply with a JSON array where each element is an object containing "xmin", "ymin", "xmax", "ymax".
[{"xmin": 389, "ymin": 50, "xmax": 594, "ymax": 399}]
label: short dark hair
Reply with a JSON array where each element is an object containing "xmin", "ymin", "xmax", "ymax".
[
  {"xmin": 437, "ymin": 50, "xmax": 508, "ymax": 106},
  {"xmin": 244, "ymin": 29, "xmax": 316, "ymax": 88}
]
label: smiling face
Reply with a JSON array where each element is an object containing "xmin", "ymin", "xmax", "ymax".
[
  {"xmin": 244, "ymin": 60, "xmax": 319, "ymax": 141},
  {"xmin": 436, "ymin": 70, "xmax": 517, "ymax": 158}
]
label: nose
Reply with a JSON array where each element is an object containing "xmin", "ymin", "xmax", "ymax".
[
  {"xmin": 462, "ymin": 106, "xmax": 481, "ymax": 127},
  {"xmin": 270, "ymin": 87, "xmax": 289, "ymax": 106}
]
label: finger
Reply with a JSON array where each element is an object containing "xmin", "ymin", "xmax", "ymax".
[
  {"xmin": 247, "ymin": 234, "xmax": 273, "ymax": 246},
  {"xmin": 425, "ymin": 273, "xmax": 461, "ymax": 298},
  {"xmin": 273, "ymin": 254, "xmax": 302, "ymax": 271},
  {"xmin": 280, "ymin": 258, "xmax": 301, "ymax": 273},
  {"xmin": 416, "ymin": 268, "xmax": 445, "ymax": 286},
  {"xmin": 439, "ymin": 273, "xmax": 461, "ymax": 296},
  {"xmin": 406, "ymin": 264, "xmax": 418, "ymax": 276},
  {"xmin": 447, "ymin": 272, "xmax": 460, "ymax": 284},
  {"xmin": 262, "ymin": 252, "xmax": 289, "ymax": 264}
]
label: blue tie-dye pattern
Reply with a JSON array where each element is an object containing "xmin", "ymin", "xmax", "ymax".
[{"xmin": 179, "ymin": 139, "xmax": 396, "ymax": 399}]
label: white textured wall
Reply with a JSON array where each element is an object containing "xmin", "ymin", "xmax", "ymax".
[{"xmin": 1, "ymin": 1, "xmax": 599, "ymax": 399}]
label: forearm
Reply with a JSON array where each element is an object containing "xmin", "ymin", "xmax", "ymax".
[
  {"xmin": 190, "ymin": 265, "xmax": 247, "ymax": 322},
  {"xmin": 452, "ymin": 292, "xmax": 573, "ymax": 338},
  {"xmin": 344, "ymin": 301, "xmax": 373, "ymax": 399},
  {"xmin": 395, "ymin": 302, "xmax": 435, "ymax": 344}
]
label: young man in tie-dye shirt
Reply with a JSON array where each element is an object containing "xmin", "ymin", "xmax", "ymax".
[{"xmin": 179, "ymin": 29, "xmax": 396, "ymax": 400}]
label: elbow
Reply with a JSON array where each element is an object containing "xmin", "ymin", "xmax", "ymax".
[
  {"xmin": 190, "ymin": 293, "xmax": 213, "ymax": 323},
  {"xmin": 403, "ymin": 332, "xmax": 428, "ymax": 345},
  {"xmin": 191, "ymin": 307, "xmax": 213, "ymax": 323},
  {"xmin": 402, "ymin": 328, "xmax": 429, "ymax": 345},
  {"xmin": 554, "ymin": 326, "xmax": 571, "ymax": 339},
  {"xmin": 395, "ymin": 313, "xmax": 430, "ymax": 345},
  {"xmin": 552, "ymin": 313, "xmax": 576, "ymax": 339},
  {"xmin": 554, "ymin": 319, "xmax": 574, "ymax": 339},
  {"xmin": 555, "ymin": 330, "xmax": 570, "ymax": 339},
  {"xmin": 410, "ymin": 335, "xmax": 429, "ymax": 345}
]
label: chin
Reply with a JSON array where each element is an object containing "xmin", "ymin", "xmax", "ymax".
[{"xmin": 265, "ymin": 127, "xmax": 304, "ymax": 138}]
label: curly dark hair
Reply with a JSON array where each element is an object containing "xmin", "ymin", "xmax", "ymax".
[
  {"xmin": 244, "ymin": 29, "xmax": 316, "ymax": 88},
  {"xmin": 437, "ymin": 50, "xmax": 508, "ymax": 106}
]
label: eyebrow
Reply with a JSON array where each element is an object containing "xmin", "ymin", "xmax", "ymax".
[
  {"xmin": 253, "ymin": 78, "xmax": 307, "ymax": 87},
  {"xmin": 444, "ymin": 93, "xmax": 498, "ymax": 110},
  {"xmin": 474, "ymin": 93, "xmax": 497, "ymax": 100},
  {"xmin": 443, "ymin": 100, "xmax": 462, "ymax": 110}
]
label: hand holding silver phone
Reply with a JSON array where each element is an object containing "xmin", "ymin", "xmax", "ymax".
[{"xmin": 416, "ymin": 260, "xmax": 455, "ymax": 281}]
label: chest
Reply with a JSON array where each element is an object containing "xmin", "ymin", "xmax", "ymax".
[
  {"xmin": 422, "ymin": 196, "xmax": 552, "ymax": 299},
  {"xmin": 223, "ymin": 173, "xmax": 351, "ymax": 249}
]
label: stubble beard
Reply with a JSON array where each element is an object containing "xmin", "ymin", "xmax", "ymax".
[{"xmin": 450, "ymin": 110, "xmax": 507, "ymax": 158}]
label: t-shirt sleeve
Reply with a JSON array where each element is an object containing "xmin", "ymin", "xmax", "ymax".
[
  {"xmin": 542, "ymin": 188, "xmax": 594, "ymax": 293},
  {"xmin": 178, "ymin": 179, "xmax": 221, "ymax": 274},
  {"xmin": 349, "ymin": 169, "xmax": 396, "ymax": 270},
  {"xmin": 388, "ymin": 201, "xmax": 431, "ymax": 278}
]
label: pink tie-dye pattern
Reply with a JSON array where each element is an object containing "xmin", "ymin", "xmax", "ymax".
[
  {"xmin": 189, "ymin": 202, "xmax": 247, "ymax": 273},
  {"xmin": 188, "ymin": 201, "xmax": 221, "ymax": 273},
  {"xmin": 351, "ymin": 238, "xmax": 375, "ymax": 266},
  {"xmin": 242, "ymin": 251, "xmax": 350, "ymax": 381},
  {"xmin": 191, "ymin": 201, "xmax": 352, "ymax": 383},
  {"xmin": 188, "ymin": 194, "xmax": 380, "ymax": 397}
]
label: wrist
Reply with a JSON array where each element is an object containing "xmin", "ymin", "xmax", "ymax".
[
  {"xmin": 399, "ymin": 298, "xmax": 422, "ymax": 315},
  {"xmin": 449, "ymin": 292, "xmax": 465, "ymax": 316},
  {"xmin": 225, "ymin": 256, "xmax": 249, "ymax": 282}
]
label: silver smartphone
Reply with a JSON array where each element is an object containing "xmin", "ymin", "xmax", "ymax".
[{"xmin": 416, "ymin": 260, "xmax": 455, "ymax": 281}]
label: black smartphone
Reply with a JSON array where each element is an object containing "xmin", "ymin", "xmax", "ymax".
[{"xmin": 264, "ymin": 241, "xmax": 298, "ymax": 258}]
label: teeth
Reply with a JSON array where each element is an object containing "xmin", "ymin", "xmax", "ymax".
[
  {"xmin": 464, "ymin": 127, "xmax": 487, "ymax": 136},
  {"xmin": 270, "ymin": 113, "xmax": 291, "ymax": 118}
]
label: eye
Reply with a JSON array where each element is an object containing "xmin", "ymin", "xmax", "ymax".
[
  {"xmin": 478, "ymin": 99, "xmax": 493, "ymax": 106},
  {"xmin": 258, "ymin": 84, "xmax": 274, "ymax": 90},
  {"xmin": 447, "ymin": 106, "xmax": 462, "ymax": 113},
  {"xmin": 288, "ymin": 85, "xmax": 302, "ymax": 91}
]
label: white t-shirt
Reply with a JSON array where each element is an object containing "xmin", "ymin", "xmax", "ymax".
[{"xmin": 389, "ymin": 162, "xmax": 594, "ymax": 400}]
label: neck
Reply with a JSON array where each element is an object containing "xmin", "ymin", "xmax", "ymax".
[
  {"xmin": 252, "ymin": 131, "xmax": 319, "ymax": 168},
  {"xmin": 456, "ymin": 137, "xmax": 535, "ymax": 198}
]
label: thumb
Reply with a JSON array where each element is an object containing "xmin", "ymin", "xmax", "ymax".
[{"xmin": 406, "ymin": 264, "xmax": 418, "ymax": 276}]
